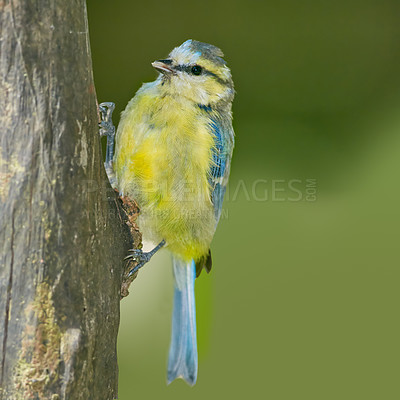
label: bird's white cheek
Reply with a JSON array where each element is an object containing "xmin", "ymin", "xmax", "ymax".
[
  {"xmin": 196, "ymin": 87, "xmax": 210, "ymax": 104},
  {"xmin": 172, "ymin": 76, "xmax": 211, "ymax": 104}
]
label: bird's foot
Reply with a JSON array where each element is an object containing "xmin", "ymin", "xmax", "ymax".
[
  {"xmin": 125, "ymin": 249, "xmax": 152, "ymax": 274},
  {"xmin": 125, "ymin": 240, "xmax": 166, "ymax": 276},
  {"xmin": 99, "ymin": 102, "xmax": 115, "ymax": 132},
  {"xmin": 99, "ymin": 102, "xmax": 117, "ymax": 186}
]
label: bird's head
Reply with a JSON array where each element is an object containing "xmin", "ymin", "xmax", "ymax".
[{"xmin": 152, "ymin": 39, "xmax": 234, "ymax": 109}]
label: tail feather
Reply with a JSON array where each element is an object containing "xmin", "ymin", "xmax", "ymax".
[{"xmin": 167, "ymin": 258, "xmax": 198, "ymax": 386}]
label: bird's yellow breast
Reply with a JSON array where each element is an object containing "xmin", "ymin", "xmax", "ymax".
[{"xmin": 114, "ymin": 84, "xmax": 217, "ymax": 261}]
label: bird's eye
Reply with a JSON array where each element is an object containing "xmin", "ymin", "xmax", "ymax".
[{"xmin": 191, "ymin": 65, "xmax": 203, "ymax": 75}]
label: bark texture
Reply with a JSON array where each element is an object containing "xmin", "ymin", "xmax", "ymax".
[{"xmin": 0, "ymin": 1, "xmax": 138, "ymax": 399}]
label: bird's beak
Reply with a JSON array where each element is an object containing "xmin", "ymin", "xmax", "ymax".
[{"xmin": 152, "ymin": 59, "xmax": 174, "ymax": 75}]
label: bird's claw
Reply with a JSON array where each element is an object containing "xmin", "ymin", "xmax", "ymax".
[
  {"xmin": 125, "ymin": 249, "xmax": 151, "ymax": 277},
  {"xmin": 99, "ymin": 120, "xmax": 115, "ymax": 137},
  {"xmin": 125, "ymin": 248, "xmax": 149, "ymax": 262},
  {"xmin": 98, "ymin": 101, "xmax": 117, "ymax": 186},
  {"xmin": 125, "ymin": 240, "xmax": 166, "ymax": 277}
]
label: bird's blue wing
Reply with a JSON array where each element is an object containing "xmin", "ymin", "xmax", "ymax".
[{"xmin": 208, "ymin": 117, "xmax": 234, "ymax": 223}]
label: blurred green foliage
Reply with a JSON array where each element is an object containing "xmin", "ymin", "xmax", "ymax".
[{"xmin": 87, "ymin": 1, "xmax": 400, "ymax": 398}]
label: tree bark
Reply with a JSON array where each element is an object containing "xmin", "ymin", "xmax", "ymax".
[{"xmin": 0, "ymin": 1, "xmax": 138, "ymax": 399}]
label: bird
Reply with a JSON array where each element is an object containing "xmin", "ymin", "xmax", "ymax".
[{"xmin": 113, "ymin": 39, "xmax": 235, "ymax": 385}]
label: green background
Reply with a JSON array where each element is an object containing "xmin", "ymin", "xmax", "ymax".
[{"xmin": 87, "ymin": 1, "xmax": 400, "ymax": 398}]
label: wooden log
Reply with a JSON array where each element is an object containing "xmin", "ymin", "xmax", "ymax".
[{"xmin": 0, "ymin": 1, "xmax": 139, "ymax": 398}]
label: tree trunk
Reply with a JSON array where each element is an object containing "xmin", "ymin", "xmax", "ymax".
[{"xmin": 0, "ymin": 1, "xmax": 138, "ymax": 399}]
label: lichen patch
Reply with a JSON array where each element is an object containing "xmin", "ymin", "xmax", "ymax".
[{"xmin": 14, "ymin": 282, "xmax": 61, "ymax": 399}]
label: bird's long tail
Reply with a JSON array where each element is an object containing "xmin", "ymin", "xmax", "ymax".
[{"xmin": 167, "ymin": 257, "xmax": 198, "ymax": 386}]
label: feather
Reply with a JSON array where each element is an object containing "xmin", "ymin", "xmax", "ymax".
[{"xmin": 167, "ymin": 258, "xmax": 198, "ymax": 386}]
